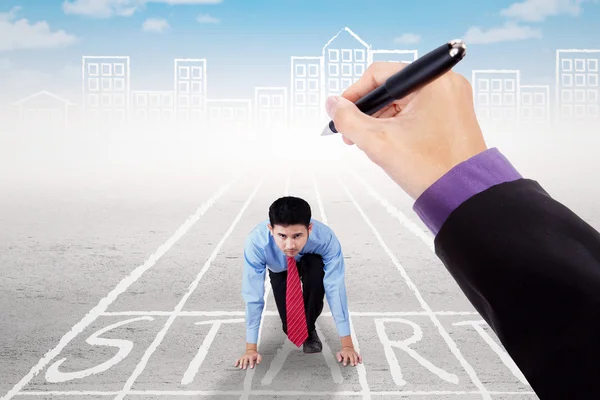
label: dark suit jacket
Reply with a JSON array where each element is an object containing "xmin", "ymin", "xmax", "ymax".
[{"xmin": 435, "ymin": 178, "xmax": 600, "ymax": 399}]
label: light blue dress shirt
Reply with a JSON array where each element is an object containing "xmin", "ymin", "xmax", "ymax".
[{"xmin": 241, "ymin": 218, "xmax": 351, "ymax": 344}]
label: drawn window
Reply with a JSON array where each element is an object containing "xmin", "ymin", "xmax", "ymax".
[
  {"xmin": 101, "ymin": 63, "xmax": 112, "ymax": 76},
  {"xmin": 328, "ymin": 64, "xmax": 339, "ymax": 76},
  {"xmin": 491, "ymin": 79, "xmax": 502, "ymax": 91},
  {"xmin": 191, "ymin": 66, "xmax": 202, "ymax": 79},
  {"xmin": 478, "ymin": 79, "xmax": 489, "ymax": 92},
  {"xmin": 354, "ymin": 49, "xmax": 365, "ymax": 62},
  {"xmin": 534, "ymin": 93, "xmax": 545, "ymax": 105},
  {"xmin": 562, "ymin": 74, "xmax": 572, "ymax": 87},
  {"xmin": 87, "ymin": 63, "xmax": 99, "ymax": 76},
  {"xmin": 295, "ymin": 64, "xmax": 306, "ymax": 77},
  {"xmin": 179, "ymin": 66, "xmax": 190, "ymax": 79},
  {"xmin": 328, "ymin": 49, "xmax": 339, "ymax": 62},
  {"xmin": 113, "ymin": 63, "xmax": 125, "ymax": 76},
  {"xmin": 341, "ymin": 49, "xmax": 352, "ymax": 62}
]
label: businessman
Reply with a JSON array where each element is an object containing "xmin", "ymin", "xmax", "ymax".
[
  {"xmin": 327, "ymin": 61, "xmax": 600, "ymax": 399},
  {"xmin": 235, "ymin": 196, "xmax": 362, "ymax": 370}
]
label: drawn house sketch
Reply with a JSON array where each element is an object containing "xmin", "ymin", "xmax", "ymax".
[
  {"xmin": 174, "ymin": 58, "xmax": 207, "ymax": 127},
  {"xmin": 555, "ymin": 49, "xmax": 600, "ymax": 122},
  {"xmin": 12, "ymin": 90, "xmax": 76, "ymax": 131},
  {"xmin": 130, "ymin": 90, "xmax": 174, "ymax": 125},
  {"xmin": 82, "ymin": 56, "xmax": 130, "ymax": 126},
  {"xmin": 520, "ymin": 85, "xmax": 550, "ymax": 123},
  {"xmin": 288, "ymin": 27, "xmax": 417, "ymax": 128},
  {"xmin": 472, "ymin": 69, "xmax": 520, "ymax": 124},
  {"xmin": 322, "ymin": 28, "xmax": 370, "ymax": 100}
]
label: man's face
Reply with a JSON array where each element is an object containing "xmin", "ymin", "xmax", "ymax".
[{"xmin": 268, "ymin": 223, "xmax": 312, "ymax": 257}]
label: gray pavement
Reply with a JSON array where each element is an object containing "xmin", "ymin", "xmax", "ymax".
[{"xmin": 2, "ymin": 128, "xmax": 599, "ymax": 399}]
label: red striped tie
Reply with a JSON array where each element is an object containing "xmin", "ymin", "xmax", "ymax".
[{"xmin": 286, "ymin": 256, "xmax": 308, "ymax": 347}]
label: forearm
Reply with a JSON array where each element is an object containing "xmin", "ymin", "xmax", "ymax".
[
  {"xmin": 434, "ymin": 177, "xmax": 600, "ymax": 398},
  {"xmin": 244, "ymin": 301, "xmax": 263, "ymax": 344},
  {"xmin": 324, "ymin": 284, "xmax": 351, "ymax": 338}
]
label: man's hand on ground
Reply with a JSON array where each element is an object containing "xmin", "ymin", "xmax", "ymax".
[
  {"xmin": 337, "ymin": 346, "xmax": 362, "ymax": 367},
  {"xmin": 235, "ymin": 350, "xmax": 262, "ymax": 370}
]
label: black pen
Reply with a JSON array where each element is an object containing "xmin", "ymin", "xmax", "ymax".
[{"xmin": 320, "ymin": 39, "xmax": 467, "ymax": 136}]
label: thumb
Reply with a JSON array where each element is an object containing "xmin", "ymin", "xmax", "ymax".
[{"xmin": 326, "ymin": 96, "xmax": 382, "ymax": 145}]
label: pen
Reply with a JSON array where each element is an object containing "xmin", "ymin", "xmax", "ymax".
[{"xmin": 320, "ymin": 39, "xmax": 467, "ymax": 136}]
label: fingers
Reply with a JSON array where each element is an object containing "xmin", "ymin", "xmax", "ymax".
[
  {"xmin": 336, "ymin": 351, "xmax": 362, "ymax": 367},
  {"xmin": 236, "ymin": 354, "xmax": 261, "ymax": 370},
  {"xmin": 327, "ymin": 96, "xmax": 391, "ymax": 152},
  {"xmin": 341, "ymin": 62, "xmax": 409, "ymax": 103}
]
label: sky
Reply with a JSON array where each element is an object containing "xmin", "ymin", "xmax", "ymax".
[{"xmin": 1, "ymin": 0, "xmax": 600, "ymax": 107}]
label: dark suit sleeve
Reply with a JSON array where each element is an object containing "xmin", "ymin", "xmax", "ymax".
[{"xmin": 434, "ymin": 178, "xmax": 600, "ymax": 399}]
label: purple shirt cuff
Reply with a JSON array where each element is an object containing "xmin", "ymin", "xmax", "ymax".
[{"xmin": 413, "ymin": 148, "xmax": 522, "ymax": 236}]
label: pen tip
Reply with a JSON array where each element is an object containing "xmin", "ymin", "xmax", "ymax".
[{"xmin": 320, "ymin": 125, "xmax": 335, "ymax": 136}]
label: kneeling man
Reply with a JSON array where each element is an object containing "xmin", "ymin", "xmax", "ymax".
[{"xmin": 235, "ymin": 196, "xmax": 362, "ymax": 370}]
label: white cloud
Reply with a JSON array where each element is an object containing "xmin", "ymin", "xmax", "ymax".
[
  {"xmin": 462, "ymin": 0, "xmax": 594, "ymax": 45},
  {"xmin": 0, "ymin": 6, "xmax": 79, "ymax": 51},
  {"xmin": 62, "ymin": 0, "xmax": 222, "ymax": 18},
  {"xmin": 393, "ymin": 33, "xmax": 421, "ymax": 44},
  {"xmin": 142, "ymin": 17, "xmax": 169, "ymax": 32},
  {"xmin": 196, "ymin": 13, "xmax": 219, "ymax": 23},
  {"xmin": 463, "ymin": 21, "xmax": 542, "ymax": 44},
  {"xmin": 500, "ymin": 0, "xmax": 586, "ymax": 22}
]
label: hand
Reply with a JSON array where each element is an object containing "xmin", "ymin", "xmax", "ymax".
[
  {"xmin": 235, "ymin": 350, "xmax": 261, "ymax": 370},
  {"xmin": 325, "ymin": 61, "xmax": 488, "ymax": 200},
  {"xmin": 336, "ymin": 346, "xmax": 362, "ymax": 367}
]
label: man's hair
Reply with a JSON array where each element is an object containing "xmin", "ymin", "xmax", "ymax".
[{"xmin": 268, "ymin": 196, "xmax": 311, "ymax": 228}]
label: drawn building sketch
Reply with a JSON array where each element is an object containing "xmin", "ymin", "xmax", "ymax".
[
  {"xmin": 12, "ymin": 90, "xmax": 76, "ymax": 130},
  {"xmin": 290, "ymin": 56, "xmax": 322, "ymax": 126},
  {"xmin": 82, "ymin": 56, "xmax": 130, "ymax": 125},
  {"xmin": 323, "ymin": 27, "xmax": 370, "ymax": 100},
  {"xmin": 254, "ymin": 87, "xmax": 288, "ymax": 130},
  {"xmin": 520, "ymin": 85, "xmax": 550, "ymax": 123},
  {"xmin": 288, "ymin": 27, "xmax": 417, "ymax": 127},
  {"xmin": 174, "ymin": 58, "xmax": 207, "ymax": 126},
  {"xmin": 131, "ymin": 90, "xmax": 174, "ymax": 124},
  {"xmin": 206, "ymin": 99, "xmax": 251, "ymax": 131},
  {"xmin": 472, "ymin": 69, "xmax": 520, "ymax": 123},
  {"xmin": 555, "ymin": 49, "xmax": 600, "ymax": 121}
]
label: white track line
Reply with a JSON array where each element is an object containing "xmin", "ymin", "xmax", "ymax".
[
  {"xmin": 116, "ymin": 177, "xmax": 265, "ymax": 399},
  {"xmin": 313, "ymin": 172, "xmax": 371, "ymax": 400},
  {"xmin": 0, "ymin": 178, "xmax": 239, "ymax": 400},
  {"xmin": 15, "ymin": 390, "xmax": 536, "ymax": 396},
  {"xmin": 348, "ymin": 170, "xmax": 434, "ymax": 252},
  {"xmin": 337, "ymin": 176, "xmax": 492, "ymax": 400},
  {"xmin": 101, "ymin": 310, "xmax": 480, "ymax": 317},
  {"xmin": 240, "ymin": 171, "xmax": 289, "ymax": 399}
]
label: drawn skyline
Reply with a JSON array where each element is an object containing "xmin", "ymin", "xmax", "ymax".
[
  {"xmin": 3, "ymin": 1, "xmax": 600, "ymax": 132},
  {"xmin": 7, "ymin": 26, "xmax": 600, "ymax": 133}
]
